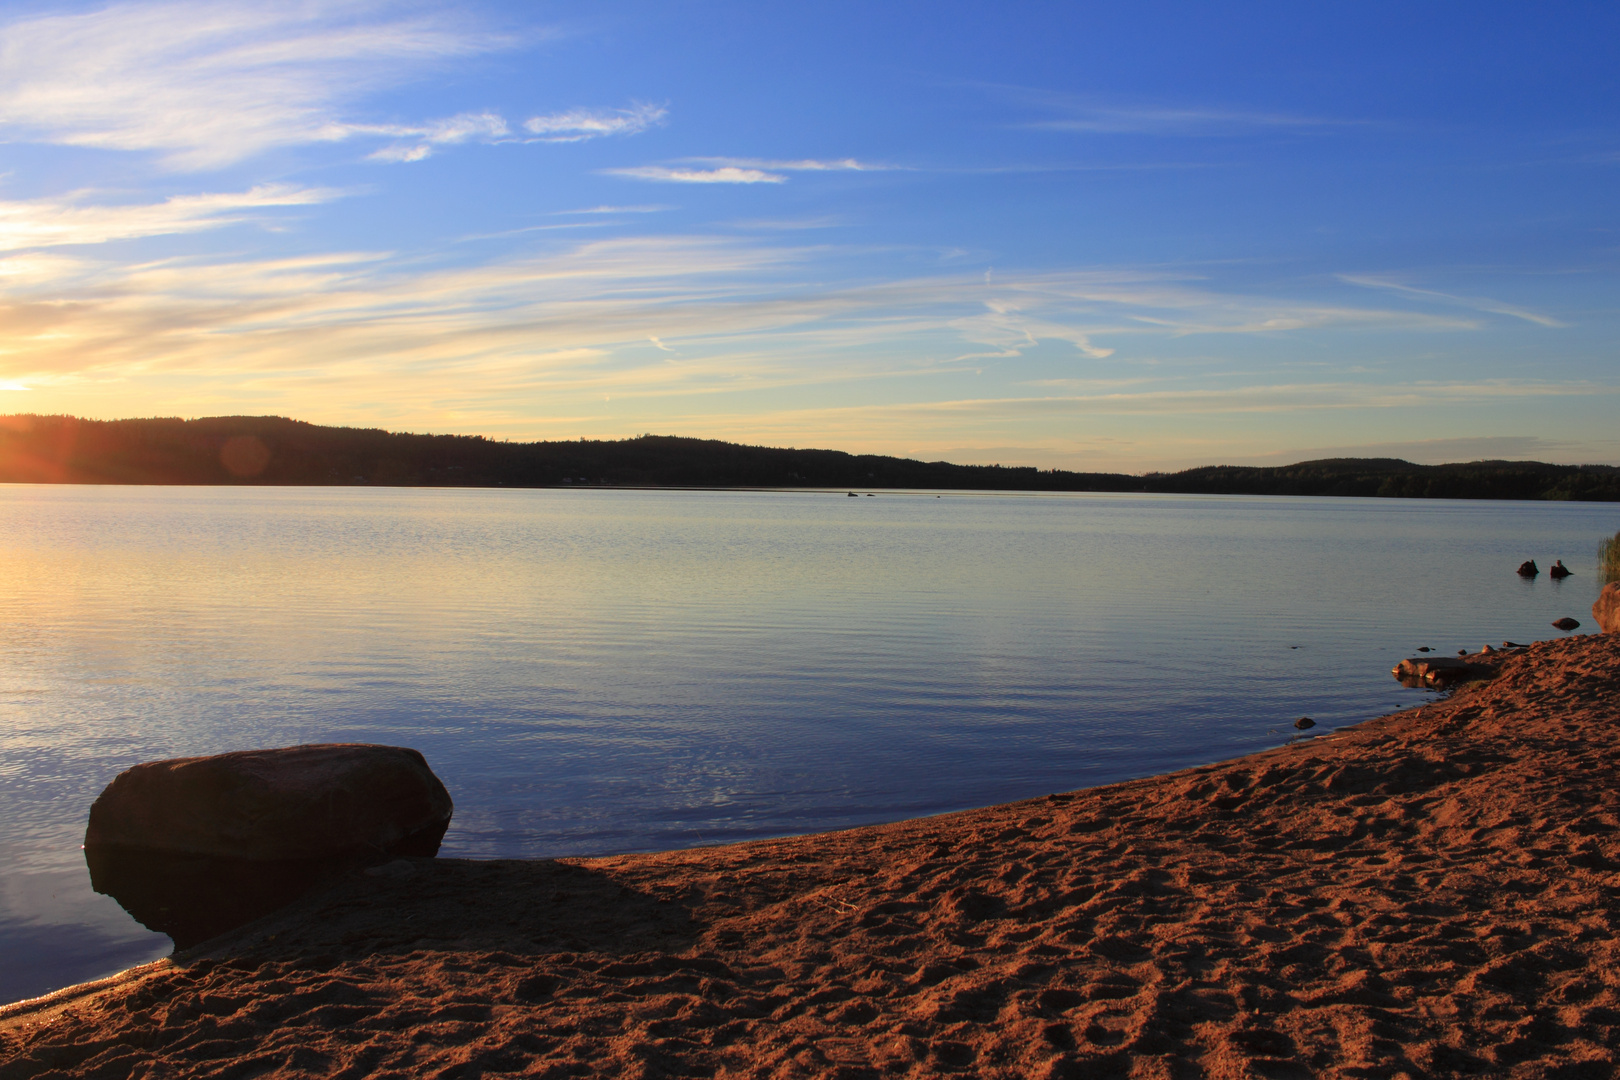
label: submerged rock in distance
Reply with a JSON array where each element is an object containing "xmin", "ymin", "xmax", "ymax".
[
  {"xmin": 85, "ymin": 744, "xmax": 453, "ymax": 862},
  {"xmin": 1550, "ymin": 559, "xmax": 1572, "ymax": 579},
  {"xmin": 1595, "ymin": 582, "xmax": 1620, "ymax": 635},
  {"xmin": 1552, "ymin": 617, "xmax": 1581, "ymax": 632},
  {"xmin": 1293, "ymin": 717, "xmax": 1316, "ymax": 730},
  {"xmin": 1518, "ymin": 560, "xmax": 1540, "ymax": 577}
]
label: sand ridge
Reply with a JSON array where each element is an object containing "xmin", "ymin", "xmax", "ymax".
[{"xmin": 3, "ymin": 633, "xmax": 1618, "ymax": 1078}]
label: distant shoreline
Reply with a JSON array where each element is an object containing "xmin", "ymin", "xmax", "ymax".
[
  {"xmin": 4, "ymin": 413, "xmax": 1620, "ymax": 501},
  {"xmin": 5, "ymin": 632, "xmax": 1617, "ymax": 1075}
]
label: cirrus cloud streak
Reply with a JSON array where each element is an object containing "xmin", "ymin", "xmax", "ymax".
[
  {"xmin": 0, "ymin": 0, "xmax": 521, "ymax": 169},
  {"xmin": 605, "ymin": 166, "xmax": 788, "ymax": 184},
  {"xmin": 0, "ymin": 183, "xmax": 339, "ymax": 252}
]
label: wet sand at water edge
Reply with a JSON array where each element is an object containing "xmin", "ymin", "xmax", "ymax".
[{"xmin": 4, "ymin": 632, "xmax": 1619, "ymax": 1078}]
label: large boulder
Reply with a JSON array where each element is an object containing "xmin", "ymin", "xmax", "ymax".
[
  {"xmin": 1596, "ymin": 582, "xmax": 1620, "ymax": 635},
  {"xmin": 85, "ymin": 744, "xmax": 453, "ymax": 861}
]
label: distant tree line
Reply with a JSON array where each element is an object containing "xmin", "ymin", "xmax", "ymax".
[{"xmin": 1, "ymin": 414, "xmax": 1618, "ymax": 502}]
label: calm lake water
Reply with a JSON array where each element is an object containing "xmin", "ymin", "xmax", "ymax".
[{"xmin": 1, "ymin": 485, "xmax": 1614, "ymax": 1003}]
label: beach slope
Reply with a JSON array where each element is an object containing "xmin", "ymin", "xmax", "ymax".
[{"xmin": 4, "ymin": 634, "xmax": 1618, "ymax": 1078}]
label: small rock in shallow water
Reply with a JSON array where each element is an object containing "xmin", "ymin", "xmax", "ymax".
[
  {"xmin": 1552, "ymin": 617, "xmax": 1581, "ymax": 631},
  {"xmin": 1518, "ymin": 560, "xmax": 1540, "ymax": 577},
  {"xmin": 1417, "ymin": 646, "xmax": 1432, "ymax": 652},
  {"xmin": 1294, "ymin": 717, "xmax": 1316, "ymax": 730},
  {"xmin": 1550, "ymin": 560, "xmax": 1571, "ymax": 578}
]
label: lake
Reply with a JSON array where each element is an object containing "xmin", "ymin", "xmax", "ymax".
[{"xmin": 1, "ymin": 485, "xmax": 1614, "ymax": 1004}]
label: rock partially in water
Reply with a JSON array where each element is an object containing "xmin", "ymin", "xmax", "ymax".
[
  {"xmin": 1595, "ymin": 582, "xmax": 1620, "ymax": 635},
  {"xmin": 1549, "ymin": 560, "xmax": 1572, "ymax": 579},
  {"xmin": 1517, "ymin": 560, "xmax": 1540, "ymax": 577},
  {"xmin": 85, "ymin": 744, "xmax": 452, "ymax": 861},
  {"xmin": 84, "ymin": 744, "xmax": 452, "ymax": 949},
  {"xmin": 1293, "ymin": 717, "xmax": 1316, "ymax": 730},
  {"xmin": 1552, "ymin": 617, "xmax": 1581, "ymax": 632},
  {"xmin": 1392, "ymin": 656, "xmax": 1493, "ymax": 689}
]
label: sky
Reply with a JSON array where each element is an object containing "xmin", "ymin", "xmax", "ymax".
[{"xmin": 0, "ymin": 0, "xmax": 1615, "ymax": 472}]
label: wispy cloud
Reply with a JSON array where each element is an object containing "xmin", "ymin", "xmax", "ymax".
[
  {"xmin": 0, "ymin": 1, "xmax": 520, "ymax": 169},
  {"xmin": 995, "ymin": 87, "xmax": 1351, "ymax": 137},
  {"xmin": 365, "ymin": 111, "xmax": 510, "ymax": 162},
  {"xmin": 1029, "ymin": 106, "xmax": 1334, "ymax": 135},
  {"xmin": 0, "ymin": 183, "xmax": 338, "ymax": 251},
  {"xmin": 0, "ymin": 236, "xmax": 1506, "ymax": 397},
  {"xmin": 453, "ymin": 222, "xmax": 621, "ymax": 243},
  {"xmin": 1339, "ymin": 275, "xmax": 1567, "ymax": 327},
  {"xmin": 727, "ymin": 215, "xmax": 847, "ymax": 231},
  {"xmin": 683, "ymin": 157, "xmax": 888, "ymax": 172},
  {"xmin": 3, "ymin": 234, "xmax": 1604, "ymax": 463},
  {"xmin": 524, "ymin": 102, "xmax": 666, "ymax": 142},
  {"xmin": 553, "ymin": 205, "xmax": 672, "ymax": 215},
  {"xmin": 606, "ymin": 166, "xmax": 787, "ymax": 184}
]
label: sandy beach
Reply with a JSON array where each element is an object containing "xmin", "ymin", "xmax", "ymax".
[{"xmin": 3, "ymin": 632, "xmax": 1617, "ymax": 1078}]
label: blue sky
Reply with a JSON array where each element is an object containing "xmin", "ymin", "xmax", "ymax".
[{"xmin": 0, "ymin": 1, "xmax": 1615, "ymax": 470}]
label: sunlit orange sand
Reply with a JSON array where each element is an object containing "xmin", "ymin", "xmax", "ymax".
[{"xmin": 4, "ymin": 633, "xmax": 1618, "ymax": 1078}]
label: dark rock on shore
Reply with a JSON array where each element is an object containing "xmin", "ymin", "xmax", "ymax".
[
  {"xmin": 1596, "ymin": 582, "xmax": 1620, "ymax": 635},
  {"xmin": 1392, "ymin": 655, "xmax": 1494, "ymax": 689},
  {"xmin": 84, "ymin": 744, "xmax": 453, "ymax": 862}
]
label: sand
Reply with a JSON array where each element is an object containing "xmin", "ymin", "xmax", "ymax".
[{"xmin": 4, "ymin": 633, "xmax": 1618, "ymax": 1078}]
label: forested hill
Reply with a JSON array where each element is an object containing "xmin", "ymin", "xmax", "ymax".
[{"xmin": 2, "ymin": 414, "xmax": 1618, "ymax": 501}]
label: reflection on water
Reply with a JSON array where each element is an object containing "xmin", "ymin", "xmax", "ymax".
[
  {"xmin": 1, "ymin": 485, "xmax": 1615, "ymax": 1003},
  {"xmin": 84, "ymin": 847, "xmax": 359, "ymax": 950},
  {"xmin": 83, "ymin": 817, "xmax": 449, "ymax": 949}
]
